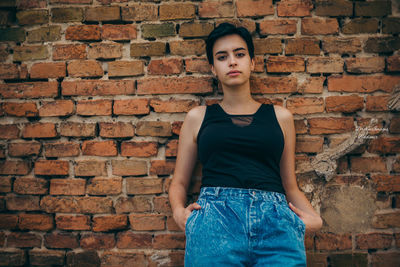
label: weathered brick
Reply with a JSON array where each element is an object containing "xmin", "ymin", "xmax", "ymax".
[
  {"xmin": 267, "ymin": 56, "xmax": 304, "ymax": 73},
  {"xmin": 51, "ymin": 7, "xmax": 83, "ymax": 23},
  {"xmin": 285, "ymin": 38, "xmax": 320, "ymax": 55},
  {"xmin": 295, "ymin": 136, "xmax": 323, "ymax": 153},
  {"xmin": 372, "ymin": 211, "xmax": 400, "ymax": 228},
  {"xmin": 82, "ymin": 140, "xmax": 117, "ymax": 156},
  {"xmin": 60, "ymin": 122, "xmax": 96, "ymax": 137},
  {"xmin": 387, "ymin": 55, "xmax": 400, "ymax": 72},
  {"xmin": 154, "ymin": 196, "xmax": 172, "ymax": 214},
  {"xmin": 250, "ymin": 76, "xmax": 297, "ymax": 94},
  {"xmin": 325, "ymin": 95, "xmax": 364, "ymax": 113},
  {"xmin": 329, "ymin": 254, "xmax": 368, "ymax": 267},
  {"xmin": 366, "ymin": 95, "xmax": 390, "ymax": 111},
  {"xmin": 88, "ymin": 42, "xmax": 122, "ymax": 59},
  {"xmin": 0, "ymin": 251, "xmax": 26, "ymax": 266},
  {"xmin": 315, "ymin": 0, "xmax": 353, "ymax": 17},
  {"xmin": 87, "ymin": 177, "xmax": 122, "ymax": 195},
  {"xmin": 0, "ymin": 160, "xmax": 30, "ymax": 175},
  {"xmin": 50, "ymin": 178, "xmax": 86, "ymax": 195},
  {"xmin": 185, "ymin": 57, "xmax": 211, "ymax": 73},
  {"xmin": 76, "ymin": 99, "xmax": 112, "ymax": 116},
  {"xmin": 369, "ymin": 136, "xmax": 400, "ymax": 154},
  {"xmin": 135, "ymin": 121, "xmax": 172, "ymax": 137},
  {"xmin": 114, "ymin": 196, "xmax": 152, "ymax": 214},
  {"xmin": 3, "ymin": 102, "xmax": 38, "ymax": 117},
  {"xmin": 160, "ymin": 3, "xmax": 195, "ymax": 20},
  {"xmin": 253, "ymin": 38, "xmax": 282, "ymax": 54},
  {"xmin": 355, "ymin": 1, "xmax": 391, "ymax": 17},
  {"xmin": 345, "ymin": 57, "xmax": 384, "ymax": 73},
  {"xmin": 169, "ymin": 40, "xmax": 205, "ymax": 56},
  {"xmin": 93, "ymin": 215, "xmax": 127, "ymax": 232},
  {"xmin": 350, "ymin": 157, "xmax": 387, "ymax": 173},
  {"xmin": 8, "ymin": 232, "xmax": 42, "ymax": 248},
  {"xmin": 370, "ymin": 252, "xmax": 400, "ymax": 267},
  {"xmin": 0, "ymin": 82, "xmax": 58, "ymax": 99},
  {"xmin": 44, "ymin": 232, "xmax": 79, "ymax": 249},
  {"xmin": 199, "ymin": 1, "xmax": 234, "ymax": 18},
  {"xmin": 372, "ymin": 174, "xmax": 400, "ymax": 193},
  {"xmin": 129, "ymin": 214, "xmax": 165, "ymax": 231},
  {"xmin": 0, "ymin": 125, "xmax": 19, "ymax": 139},
  {"xmin": 14, "ymin": 177, "xmax": 48, "ymax": 195},
  {"xmin": 80, "ymin": 233, "xmax": 115, "ymax": 249},
  {"xmin": 307, "ymin": 57, "xmax": 343, "ymax": 73},
  {"xmin": 66, "ymin": 251, "xmax": 101, "ymax": 267},
  {"xmin": 150, "ymin": 160, "xmax": 175, "ymax": 175},
  {"xmin": 165, "ymin": 139, "xmax": 178, "ymax": 157},
  {"xmin": 102, "ymin": 24, "xmax": 137, "ymax": 40},
  {"xmin": 62, "ymin": 80, "xmax": 134, "ymax": 96},
  {"xmin": 148, "ymin": 58, "xmax": 183, "ymax": 75},
  {"xmin": 301, "ymin": 18, "xmax": 338, "ymax": 35},
  {"xmin": 66, "ymin": 25, "xmax": 100, "ymax": 41},
  {"xmin": 137, "ymin": 77, "xmax": 212, "ymax": 95},
  {"xmin": 153, "ymin": 233, "xmax": 185, "ymax": 249},
  {"xmin": 30, "ymin": 62, "xmax": 66, "ymax": 79},
  {"xmin": 108, "ymin": 60, "xmax": 144, "ymax": 77},
  {"xmin": 0, "ymin": 177, "xmax": 11, "ymax": 193},
  {"xmin": 6, "ymin": 195, "xmax": 40, "ymax": 211},
  {"xmin": 277, "ymin": 0, "xmax": 312, "ymax": 17},
  {"xmin": 111, "ymin": 160, "xmax": 147, "ymax": 176},
  {"xmin": 17, "ymin": 0, "xmax": 47, "ymax": 9},
  {"xmin": 67, "ymin": 60, "xmax": 103, "ymax": 78},
  {"xmin": 44, "ymin": 142, "xmax": 80, "ymax": 157},
  {"xmin": 42, "ymin": 196, "xmax": 112, "ymax": 214},
  {"xmin": 29, "ymin": 250, "xmax": 65, "ymax": 266},
  {"xmin": 237, "ymin": 0, "xmax": 274, "ymax": 17},
  {"xmin": 8, "ymin": 141, "xmax": 41, "ymax": 157},
  {"xmin": 99, "ymin": 122, "xmax": 134, "ymax": 138},
  {"xmin": 34, "ymin": 160, "xmax": 69, "ymax": 176},
  {"xmin": 22, "ymin": 122, "xmax": 57, "ymax": 138},
  {"xmin": 16, "ymin": 10, "xmax": 48, "ymax": 25},
  {"xmin": 74, "ymin": 160, "xmax": 107, "ymax": 177},
  {"xmin": 113, "ymin": 99, "xmax": 149, "ymax": 115},
  {"xmin": 0, "ymin": 63, "xmax": 27, "ymax": 80},
  {"xmin": 298, "ymin": 77, "xmax": 324, "ymax": 94},
  {"xmin": 342, "ymin": 18, "xmax": 379, "ymax": 34},
  {"xmin": 53, "ymin": 44, "xmax": 87, "ymax": 60},
  {"xmin": 328, "ymin": 75, "xmax": 400, "ymax": 93},
  {"xmin": 260, "ymin": 19, "xmax": 297, "ymax": 35},
  {"xmin": 27, "ymin": 25, "xmax": 61, "ymax": 42},
  {"xmin": 85, "ymin": 6, "xmax": 120, "ymax": 21},
  {"xmin": 142, "ymin": 23, "xmax": 175, "ymax": 39},
  {"xmin": 389, "ymin": 117, "xmax": 400, "ymax": 134},
  {"xmin": 315, "ymin": 233, "xmax": 352, "ymax": 251},
  {"xmin": 120, "ymin": 140, "xmax": 158, "ymax": 158},
  {"xmin": 308, "ymin": 117, "xmax": 354, "ymax": 135},
  {"xmin": 0, "ymin": 28, "xmax": 25, "ymax": 42},
  {"xmin": 121, "ymin": 4, "xmax": 157, "ymax": 22},
  {"xmin": 126, "ymin": 178, "xmax": 163, "ymax": 195},
  {"xmin": 0, "ymin": 214, "xmax": 18, "ymax": 229},
  {"xmin": 382, "ymin": 17, "xmax": 400, "ymax": 34},
  {"xmin": 0, "ymin": 10, "xmax": 14, "ymax": 26},
  {"xmin": 365, "ymin": 37, "xmax": 400, "ymax": 53},
  {"xmin": 150, "ymin": 98, "xmax": 199, "ymax": 113},
  {"xmin": 50, "ymin": 0, "xmax": 92, "ymax": 3},
  {"xmin": 130, "ymin": 42, "xmax": 166, "ymax": 57},
  {"xmin": 116, "ymin": 231, "xmax": 152, "ymax": 249},
  {"xmin": 39, "ymin": 100, "xmax": 74, "ymax": 117},
  {"xmin": 101, "ymin": 251, "xmax": 147, "ymax": 266},
  {"xmin": 55, "ymin": 214, "xmax": 91, "ymax": 230},
  {"xmin": 19, "ymin": 213, "xmax": 53, "ymax": 231},
  {"xmin": 13, "ymin": 45, "xmax": 48, "ymax": 61},
  {"xmin": 322, "ymin": 37, "xmax": 362, "ymax": 54}
]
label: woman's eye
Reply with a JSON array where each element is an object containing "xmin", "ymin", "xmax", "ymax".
[
  {"xmin": 217, "ymin": 55, "xmax": 226, "ymax": 61},
  {"xmin": 236, "ymin": 53, "xmax": 245, "ymax": 57}
]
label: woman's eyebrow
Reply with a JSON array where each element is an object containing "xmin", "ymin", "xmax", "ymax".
[{"xmin": 214, "ymin": 47, "xmax": 246, "ymax": 56}]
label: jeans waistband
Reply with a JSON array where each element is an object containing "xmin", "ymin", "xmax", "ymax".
[{"xmin": 199, "ymin": 186, "xmax": 287, "ymax": 203}]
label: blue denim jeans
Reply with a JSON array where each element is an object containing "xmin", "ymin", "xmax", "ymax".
[{"xmin": 185, "ymin": 187, "xmax": 306, "ymax": 267}]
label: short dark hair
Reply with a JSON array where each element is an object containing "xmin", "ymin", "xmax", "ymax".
[{"xmin": 205, "ymin": 23, "xmax": 254, "ymax": 65}]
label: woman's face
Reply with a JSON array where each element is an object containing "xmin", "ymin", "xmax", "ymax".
[{"xmin": 211, "ymin": 34, "xmax": 254, "ymax": 88}]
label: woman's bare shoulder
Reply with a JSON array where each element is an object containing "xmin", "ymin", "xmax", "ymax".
[
  {"xmin": 273, "ymin": 104, "xmax": 293, "ymax": 124},
  {"xmin": 185, "ymin": 105, "xmax": 207, "ymax": 123}
]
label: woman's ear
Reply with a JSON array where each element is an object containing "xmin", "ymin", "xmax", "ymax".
[
  {"xmin": 250, "ymin": 58, "xmax": 255, "ymax": 72},
  {"xmin": 211, "ymin": 64, "xmax": 216, "ymax": 76}
]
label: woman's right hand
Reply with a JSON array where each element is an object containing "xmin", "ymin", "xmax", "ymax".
[{"xmin": 173, "ymin": 203, "xmax": 202, "ymax": 231}]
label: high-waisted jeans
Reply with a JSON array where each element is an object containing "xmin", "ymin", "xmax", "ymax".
[{"xmin": 184, "ymin": 187, "xmax": 306, "ymax": 267}]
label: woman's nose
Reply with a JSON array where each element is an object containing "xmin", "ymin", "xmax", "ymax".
[{"xmin": 228, "ymin": 55, "xmax": 237, "ymax": 66}]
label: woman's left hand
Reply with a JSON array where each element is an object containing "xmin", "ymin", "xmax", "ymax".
[{"xmin": 289, "ymin": 202, "xmax": 323, "ymax": 232}]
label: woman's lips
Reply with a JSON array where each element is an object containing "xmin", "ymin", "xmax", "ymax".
[{"xmin": 227, "ymin": 70, "xmax": 241, "ymax": 76}]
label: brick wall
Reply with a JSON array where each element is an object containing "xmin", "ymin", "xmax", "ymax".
[{"xmin": 0, "ymin": 0, "xmax": 399, "ymax": 266}]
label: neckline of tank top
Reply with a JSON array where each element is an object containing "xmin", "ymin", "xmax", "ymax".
[{"xmin": 215, "ymin": 103, "xmax": 265, "ymax": 116}]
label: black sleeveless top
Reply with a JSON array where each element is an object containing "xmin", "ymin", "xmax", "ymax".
[{"xmin": 197, "ymin": 103, "xmax": 285, "ymax": 194}]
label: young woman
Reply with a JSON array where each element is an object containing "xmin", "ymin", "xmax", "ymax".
[{"xmin": 169, "ymin": 23, "xmax": 322, "ymax": 266}]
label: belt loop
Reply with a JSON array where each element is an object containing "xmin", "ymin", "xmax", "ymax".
[{"xmin": 214, "ymin": 187, "xmax": 220, "ymax": 197}]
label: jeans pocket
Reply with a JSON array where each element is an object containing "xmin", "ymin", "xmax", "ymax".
[{"xmin": 294, "ymin": 213, "xmax": 306, "ymax": 237}]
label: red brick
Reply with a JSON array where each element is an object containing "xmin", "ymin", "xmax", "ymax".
[
  {"xmin": 85, "ymin": 6, "xmax": 120, "ymax": 22},
  {"xmin": 392, "ymin": 157, "xmax": 400, "ymax": 173},
  {"xmin": 2, "ymin": 102, "xmax": 38, "ymax": 117},
  {"xmin": 114, "ymin": 196, "xmax": 152, "ymax": 214},
  {"xmin": 322, "ymin": 37, "xmax": 362, "ymax": 54},
  {"xmin": 8, "ymin": 141, "xmax": 41, "ymax": 157},
  {"xmin": 108, "ymin": 60, "xmax": 144, "ymax": 77},
  {"xmin": 260, "ymin": 19, "xmax": 297, "ymax": 35},
  {"xmin": 121, "ymin": 141, "xmax": 158, "ymax": 157},
  {"xmin": 253, "ymin": 38, "xmax": 282, "ymax": 54},
  {"xmin": 371, "ymin": 175, "xmax": 400, "ymax": 193},
  {"xmin": 185, "ymin": 57, "xmax": 211, "ymax": 73},
  {"xmin": 50, "ymin": 179, "xmax": 86, "ymax": 195},
  {"xmin": 159, "ymin": 3, "xmax": 195, "ymax": 20},
  {"xmin": 44, "ymin": 196, "xmax": 113, "ymax": 214},
  {"xmin": 237, "ymin": 0, "xmax": 273, "ymax": 17},
  {"xmin": 308, "ymin": 117, "xmax": 354, "ymax": 134},
  {"xmin": 179, "ymin": 22, "xmax": 214, "ymax": 38},
  {"xmin": 121, "ymin": 4, "xmax": 157, "ymax": 22},
  {"xmin": 346, "ymin": 57, "xmax": 385, "ymax": 73},
  {"xmin": 328, "ymin": 75, "xmax": 400, "ymax": 93},
  {"xmin": 101, "ymin": 251, "xmax": 147, "ymax": 266},
  {"xmin": 136, "ymin": 121, "xmax": 172, "ymax": 137},
  {"xmin": 0, "ymin": 177, "xmax": 11, "ymax": 193},
  {"xmin": 315, "ymin": 232, "xmax": 352, "ymax": 251},
  {"xmin": 372, "ymin": 211, "xmax": 400, "ymax": 229},
  {"xmin": 22, "ymin": 122, "xmax": 57, "ymax": 138},
  {"xmin": 34, "ymin": 160, "xmax": 69, "ymax": 176},
  {"xmin": 390, "ymin": 117, "xmax": 400, "ymax": 134},
  {"xmin": 8, "ymin": 232, "xmax": 41, "ymax": 248},
  {"xmin": 295, "ymin": 136, "xmax": 323, "ymax": 153},
  {"xmin": 153, "ymin": 196, "xmax": 172, "ymax": 215},
  {"xmin": 126, "ymin": 178, "xmax": 163, "ymax": 195},
  {"xmin": 150, "ymin": 98, "xmax": 199, "ymax": 113},
  {"xmin": 111, "ymin": 160, "xmax": 147, "ymax": 176},
  {"xmin": 0, "ymin": 251, "xmax": 26, "ymax": 266},
  {"xmin": 315, "ymin": 0, "xmax": 353, "ymax": 16},
  {"xmin": 396, "ymin": 233, "xmax": 400, "ymax": 248},
  {"xmin": 62, "ymin": 80, "xmax": 135, "ymax": 96},
  {"xmin": 116, "ymin": 231, "xmax": 152, "ymax": 249},
  {"xmin": 74, "ymin": 160, "xmax": 107, "ymax": 177},
  {"xmin": 67, "ymin": 60, "xmax": 103, "ymax": 78},
  {"xmin": 153, "ymin": 233, "xmax": 185, "ymax": 249},
  {"xmin": 30, "ymin": 62, "xmax": 66, "ymax": 78},
  {"xmin": 0, "ymin": 63, "xmax": 28, "ymax": 79},
  {"xmin": 39, "ymin": 100, "xmax": 74, "ymax": 117},
  {"xmin": 130, "ymin": 42, "xmax": 166, "ymax": 57},
  {"xmin": 29, "ymin": 250, "xmax": 65, "ymax": 266},
  {"xmin": 129, "ymin": 214, "xmax": 165, "ymax": 231},
  {"xmin": 301, "ymin": 18, "xmax": 338, "ymax": 35},
  {"xmin": 19, "ymin": 213, "xmax": 53, "ymax": 231},
  {"xmin": 66, "ymin": 251, "xmax": 100, "ymax": 267},
  {"xmin": 44, "ymin": 232, "xmax": 79, "ymax": 249},
  {"xmin": 99, "ymin": 122, "xmax": 134, "ymax": 138},
  {"xmin": 250, "ymin": 76, "xmax": 297, "ymax": 94},
  {"xmin": 169, "ymin": 40, "xmax": 205, "ymax": 56},
  {"xmin": 368, "ymin": 137, "xmax": 400, "ymax": 154},
  {"xmin": 370, "ymin": 252, "xmax": 400, "ymax": 267},
  {"xmin": 102, "ymin": 24, "xmax": 137, "ymax": 40},
  {"xmin": 66, "ymin": 25, "xmax": 101, "ymax": 40},
  {"xmin": 0, "ymin": 81, "xmax": 58, "ymax": 99},
  {"xmin": 307, "ymin": 57, "xmax": 343, "ymax": 73},
  {"xmin": 80, "ymin": 233, "xmax": 115, "ymax": 249},
  {"xmin": 286, "ymin": 97, "xmax": 324, "ymax": 115},
  {"xmin": 266, "ymin": 56, "xmax": 304, "ymax": 73},
  {"xmin": 86, "ymin": 177, "xmax": 122, "ymax": 195},
  {"xmin": 325, "ymin": 95, "xmax": 364, "ymax": 113},
  {"xmin": 93, "ymin": 215, "xmax": 127, "ymax": 232},
  {"xmin": 0, "ymin": 214, "xmax": 18, "ymax": 229},
  {"xmin": 60, "ymin": 122, "xmax": 96, "ymax": 137},
  {"xmin": 366, "ymin": 95, "xmax": 390, "ymax": 111},
  {"xmin": 76, "ymin": 99, "xmax": 112, "ymax": 116},
  {"xmin": 56, "ymin": 214, "xmax": 91, "ymax": 230},
  {"xmin": 113, "ymin": 98, "xmax": 149, "ymax": 115},
  {"xmin": 387, "ymin": 55, "xmax": 400, "ymax": 72},
  {"xmin": 82, "ymin": 140, "xmax": 117, "ymax": 156},
  {"xmin": 350, "ymin": 157, "xmax": 387, "ymax": 173},
  {"xmin": 199, "ymin": 1, "xmax": 234, "ymax": 18},
  {"xmin": 0, "ymin": 160, "xmax": 30, "ymax": 175},
  {"xmin": 14, "ymin": 177, "xmax": 48, "ymax": 195},
  {"xmin": 294, "ymin": 121, "xmax": 307, "ymax": 135},
  {"xmin": 285, "ymin": 38, "xmax": 320, "ymax": 55},
  {"xmin": 277, "ymin": 0, "xmax": 312, "ymax": 17},
  {"xmin": 148, "ymin": 58, "xmax": 183, "ymax": 75},
  {"xmin": 52, "ymin": 44, "xmax": 87, "ymax": 60},
  {"xmin": 44, "ymin": 142, "xmax": 80, "ymax": 157},
  {"xmin": 17, "ymin": 0, "xmax": 47, "ymax": 9},
  {"xmin": 0, "ymin": 124, "xmax": 19, "ymax": 139},
  {"xmin": 6, "ymin": 195, "xmax": 39, "ymax": 211},
  {"xmin": 150, "ymin": 160, "xmax": 175, "ymax": 175},
  {"xmin": 88, "ymin": 42, "xmax": 122, "ymax": 59}
]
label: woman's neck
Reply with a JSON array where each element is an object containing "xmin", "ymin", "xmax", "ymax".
[{"xmin": 220, "ymin": 81, "xmax": 259, "ymax": 112}]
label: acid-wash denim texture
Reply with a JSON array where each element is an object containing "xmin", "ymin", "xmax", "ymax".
[{"xmin": 185, "ymin": 187, "xmax": 306, "ymax": 267}]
